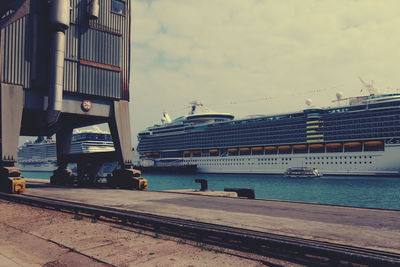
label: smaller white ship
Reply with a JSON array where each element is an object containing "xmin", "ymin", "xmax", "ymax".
[
  {"xmin": 284, "ymin": 167, "xmax": 322, "ymax": 178},
  {"xmin": 17, "ymin": 126, "xmax": 115, "ymax": 172}
]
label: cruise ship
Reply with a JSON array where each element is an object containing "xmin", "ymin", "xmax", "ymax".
[
  {"xmin": 17, "ymin": 127, "xmax": 115, "ymax": 172},
  {"xmin": 137, "ymin": 90, "xmax": 400, "ymax": 176}
]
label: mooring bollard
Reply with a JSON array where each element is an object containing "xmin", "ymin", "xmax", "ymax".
[
  {"xmin": 224, "ymin": 188, "xmax": 255, "ymax": 199},
  {"xmin": 195, "ymin": 179, "xmax": 208, "ymax": 191}
]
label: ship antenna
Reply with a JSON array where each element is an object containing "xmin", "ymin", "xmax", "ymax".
[
  {"xmin": 359, "ymin": 76, "xmax": 380, "ymax": 95},
  {"xmin": 189, "ymin": 101, "xmax": 199, "ymax": 115},
  {"xmin": 189, "ymin": 100, "xmax": 209, "ymax": 115}
]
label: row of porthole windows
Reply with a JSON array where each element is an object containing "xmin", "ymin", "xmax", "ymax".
[
  {"xmin": 189, "ymin": 161, "xmax": 372, "ymax": 166},
  {"xmin": 185, "ymin": 158, "xmax": 374, "ymax": 165},
  {"xmin": 194, "ymin": 161, "xmax": 374, "ymax": 166},
  {"xmin": 188, "ymin": 158, "xmax": 284, "ymax": 163},
  {"xmin": 188, "ymin": 156, "xmax": 374, "ymax": 163},
  {"xmin": 198, "ymin": 162, "xmax": 288, "ymax": 166},
  {"xmin": 199, "ymin": 163, "xmax": 259, "ymax": 166},
  {"xmin": 195, "ymin": 161, "xmax": 372, "ymax": 165},
  {"xmin": 306, "ymin": 156, "xmax": 372, "ymax": 160},
  {"xmin": 257, "ymin": 158, "xmax": 291, "ymax": 161},
  {"xmin": 305, "ymin": 161, "xmax": 373, "ymax": 165},
  {"xmin": 189, "ymin": 158, "xmax": 256, "ymax": 162}
]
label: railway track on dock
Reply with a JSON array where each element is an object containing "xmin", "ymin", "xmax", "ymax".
[{"xmin": 0, "ymin": 192, "xmax": 399, "ymax": 267}]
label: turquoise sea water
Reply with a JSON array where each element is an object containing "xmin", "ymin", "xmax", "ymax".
[{"xmin": 22, "ymin": 171, "xmax": 400, "ymax": 210}]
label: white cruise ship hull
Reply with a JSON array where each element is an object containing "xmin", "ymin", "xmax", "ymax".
[{"xmin": 154, "ymin": 144, "xmax": 400, "ymax": 176}]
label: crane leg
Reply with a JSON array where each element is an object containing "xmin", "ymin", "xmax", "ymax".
[
  {"xmin": 0, "ymin": 84, "xmax": 25, "ymax": 193},
  {"xmin": 50, "ymin": 124, "xmax": 75, "ymax": 185},
  {"xmin": 108, "ymin": 100, "xmax": 147, "ymax": 190}
]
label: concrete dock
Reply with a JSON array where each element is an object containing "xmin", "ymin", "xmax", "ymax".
[{"xmin": 24, "ymin": 179, "xmax": 400, "ymax": 254}]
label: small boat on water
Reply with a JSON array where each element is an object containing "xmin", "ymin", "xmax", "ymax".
[{"xmin": 284, "ymin": 167, "xmax": 322, "ymax": 178}]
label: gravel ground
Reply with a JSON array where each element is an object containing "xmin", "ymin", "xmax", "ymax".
[{"xmin": 0, "ymin": 199, "xmax": 302, "ymax": 267}]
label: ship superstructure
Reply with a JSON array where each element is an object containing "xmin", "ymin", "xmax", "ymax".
[{"xmin": 137, "ymin": 94, "xmax": 400, "ymax": 176}]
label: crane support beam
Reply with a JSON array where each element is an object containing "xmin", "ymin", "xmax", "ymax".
[
  {"xmin": 0, "ymin": 83, "xmax": 23, "ymax": 164},
  {"xmin": 108, "ymin": 100, "xmax": 134, "ymax": 168},
  {"xmin": 0, "ymin": 83, "xmax": 25, "ymax": 193}
]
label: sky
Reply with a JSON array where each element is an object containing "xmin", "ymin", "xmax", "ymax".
[
  {"xmin": 16, "ymin": 0, "xmax": 400, "ymax": 149},
  {"xmin": 130, "ymin": 0, "xmax": 400, "ymax": 147}
]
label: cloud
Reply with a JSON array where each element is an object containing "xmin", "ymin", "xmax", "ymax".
[{"xmin": 130, "ymin": 0, "xmax": 400, "ymax": 146}]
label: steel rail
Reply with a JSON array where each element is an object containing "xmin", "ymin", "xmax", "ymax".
[
  {"xmin": 0, "ymin": 192, "xmax": 399, "ymax": 267},
  {"xmin": 21, "ymin": 193, "xmax": 400, "ymax": 261},
  {"xmin": 24, "ymin": 193, "xmax": 400, "ymax": 264}
]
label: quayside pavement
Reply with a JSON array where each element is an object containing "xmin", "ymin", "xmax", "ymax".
[{"xmin": 24, "ymin": 179, "xmax": 400, "ymax": 254}]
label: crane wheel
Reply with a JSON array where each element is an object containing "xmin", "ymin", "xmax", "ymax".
[
  {"xmin": 0, "ymin": 167, "xmax": 25, "ymax": 194},
  {"xmin": 109, "ymin": 168, "xmax": 148, "ymax": 190}
]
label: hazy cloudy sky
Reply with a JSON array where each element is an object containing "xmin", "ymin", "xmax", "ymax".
[{"xmin": 129, "ymin": 0, "xmax": 400, "ymax": 147}]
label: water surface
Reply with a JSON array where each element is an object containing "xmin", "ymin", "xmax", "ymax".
[{"xmin": 22, "ymin": 171, "xmax": 400, "ymax": 210}]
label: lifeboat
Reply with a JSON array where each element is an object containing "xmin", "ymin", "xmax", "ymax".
[
  {"xmin": 209, "ymin": 149, "xmax": 219, "ymax": 153},
  {"xmin": 192, "ymin": 150, "xmax": 201, "ymax": 154},
  {"xmin": 344, "ymin": 142, "xmax": 361, "ymax": 147},
  {"xmin": 251, "ymin": 147, "xmax": 263, "ymax": 151},
  {"xmin": 278, "ymin": 145, "xmax": 291, "ymax": 150},
  {"xmin": 364, "ymin": 141, "xmax": 383, "ymax": 147},
  {"xmin": 228, "ymin": 148, "xmax": 238, "ymax": 152},
  {"xmin": 293, "ymin": 144, "xmax": 307, "ymax": 149},
  {"xmin": 309, "ymin": 144, "xmax": 324, "ymax": 149},
  {"xmin": 145, "ymin": 152, "xmax": 152, "ymax": 156},
  {"xmin": 184, "ymin": 150, "xmax": 191, "ymax": 155},
  {"xmin": 264, "ymin": 146, "xmax": 277, "ymax": 150},
  {"xmin": 153, "ymin": 152, "xmax": 160, "ymax": 157},
  {"xmin": 326, "ymin": 143, "xmax": 342, "ymax": 148}
]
